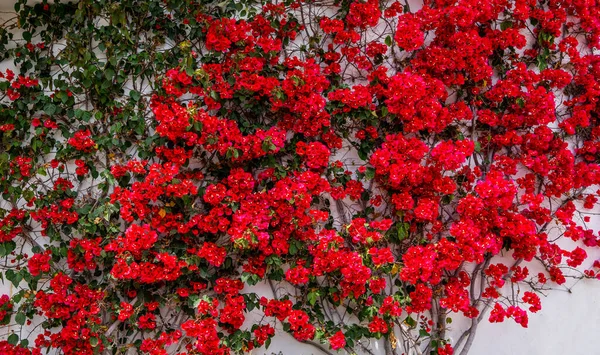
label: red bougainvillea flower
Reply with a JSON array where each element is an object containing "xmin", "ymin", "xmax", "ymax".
[{"xmin": 1, "ymin": 0, "xmax": 600, "ymax": 354}]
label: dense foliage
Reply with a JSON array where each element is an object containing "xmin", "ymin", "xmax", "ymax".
[{"xmin": 0, "ymin": 0, "xmax": 600, "ymax": 354}]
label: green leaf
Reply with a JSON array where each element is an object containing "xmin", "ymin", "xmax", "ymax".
[
  {"xmin": 105, "ymin": 68, "xmax": 115, "ymax": 80},
  {"xmin": 7, "ymin": 333, "xmax": 18, "ymax": 345},
  {"xmin": 357, "ymin": 148, "xmax": 368, "ymax": 161},
  {"xmin": 0, "ymin": 241, "xmax": 15, "ymax": 257},
  {"xmin": 396, "ymin": 222, "xmax": 409, "ymax": 241},
  {"xmin": 365, "ymin": 167, "xmax": 376, "ymax": 180},
  {"xmin": 262, "ymin": 139, "xmax": 277, "ymax": 152},
  {"xmin": 307, "ymin": 290, "xmax": 320, "ymax": 306},
  {"xmin": 289, "ymin": 241, "xmax": 298, "ymax": 255},
  {"xmin": 4, "ymin": 269, "xmax": 21, "ymax": 287},
  {"xmin": 15, "ymin": 312, "xmax": 26, "ymax": 326},
  {"xmin": 404, "ymin": 316, "xmax": 417, "ymax": 328},
  {"xmin": 44, "ymin": 103, "xmax": 56, "ymax": 115},
  {"xmin": 500, "ymin": 21, "xmax": 513, "ymax": 30},
  {"xmin": 385, "ymin": 35, "xmax": 392, "ymax": 47},
  {"xmin": 90, "ymin": 337, "xmax": 99, "ymax": 347},
  {"xmin": 130, "ymin": 90, "xmax": 141, "ymax": 102}
]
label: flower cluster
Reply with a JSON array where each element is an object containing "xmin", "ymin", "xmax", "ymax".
[{"xmin": 1, "ymin": 0, "xmax": 599, "ymax": 354}]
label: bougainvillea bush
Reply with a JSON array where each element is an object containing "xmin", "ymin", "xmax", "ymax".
[{"xmin": 1, "ymin": 0, "xmax": 600, "ymax": 354}]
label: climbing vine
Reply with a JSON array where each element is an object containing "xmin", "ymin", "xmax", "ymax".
[{"xmin": 0, "ymin": 0, "xmax": 600, "ymax": 354}]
